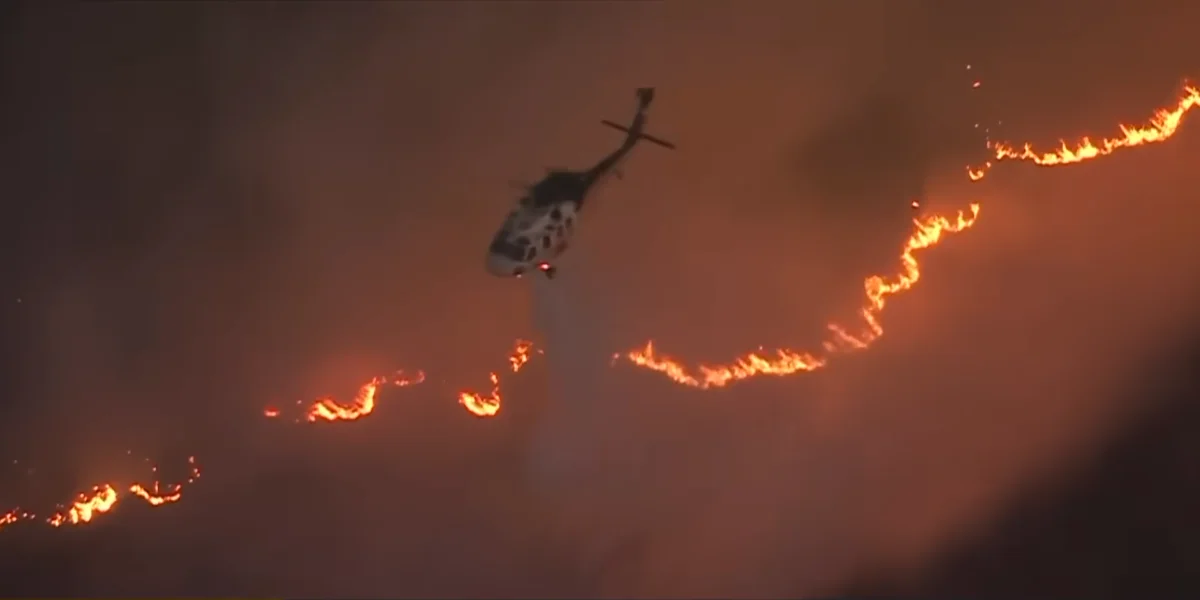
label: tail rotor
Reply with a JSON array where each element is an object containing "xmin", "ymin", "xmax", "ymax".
[
  {"xmin": 600, "ymin": 86, "xmax": 674, "ymax": 149},
  {"xmin": 636, "ymin": 87, "xmax": 655, "ymax": 108}
]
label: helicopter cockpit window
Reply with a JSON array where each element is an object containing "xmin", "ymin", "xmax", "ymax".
[{"xmin": 534, "ymin": 175, "xmax": 563, "ymax": 196}]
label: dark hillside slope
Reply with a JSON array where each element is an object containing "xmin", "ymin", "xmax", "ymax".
[{"xmin": 859, "ymin": 325, "xmax": 1200, "ymax": 599}]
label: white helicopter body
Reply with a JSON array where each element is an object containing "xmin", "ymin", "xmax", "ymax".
[{"xmin": 485, "ymin": 87, "xmax": 674, "ymax": 280}]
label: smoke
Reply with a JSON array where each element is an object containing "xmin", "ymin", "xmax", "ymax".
[
  {"xmin": 4, "ymin": 1, "xmax": 1200, "ymax": 597},
  {"xmin": 527, "ymin": 262, "xmax": 614, "ymax": 489},
  {"xmin": 527, "ymin": 224, "xmax": 684, "ymax": 592}
]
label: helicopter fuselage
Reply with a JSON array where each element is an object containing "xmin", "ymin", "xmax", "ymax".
[
  {"xmin": 484, "ymin": 87, "xmax": 672, "ymax": 281},
  {"xmin": 485, "ymin": 196, "xmax": 580, "ymax": 279}
]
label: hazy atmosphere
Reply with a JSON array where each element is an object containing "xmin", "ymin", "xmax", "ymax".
[{"xmin": 2, "ymin": 1, "xmax": 1200, "ymax": 597}]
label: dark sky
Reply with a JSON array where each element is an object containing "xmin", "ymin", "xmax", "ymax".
[{"xmin": 2, "ymin": 1, "xmax": 1200, "ymax": 597}]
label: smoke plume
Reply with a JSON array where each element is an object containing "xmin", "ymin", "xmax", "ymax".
[{"xmin": 3, "ymin": 1, "xmax": 1200, "ymax": 597}]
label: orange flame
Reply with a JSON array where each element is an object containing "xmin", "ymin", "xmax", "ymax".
[
  {"xmin": 46, "ymin": 485, "xmax": 119, "ymax": 527},
  {"xmin": 824, "ymin": 204, "xmax": 980, "ymax": 349},
  {"xmin": 303, "ymin": 370, "xmax": 425, "ymax": 423},
  {"xmin": 0, "ymin": 509, "xmax": 31, "ymax": 531},
  {"xmin": 460, "ymin": 372, "xmax": 502, "ymax": 417},
  {"xmin": 509, "ymin": 339, "xmax": 536, "ymax": 372},
  {"xmin": 129, "ymin": 482, "xmax": 183, "ymax": 506},
  {"xmin": 7, "ymin": 78, "xmax": 1199, "ymax": 539},
  {"xmin": 623, "ymin": 204, "xmax": 980, "ymax": 389},
  {"xmin": 459, "ymin": 340, "xmax": 540, "ymax": 417},
  {"xmin": 2, "ymin": 456, "xmax": 201, "ymax": 531},
  {"xmin": 627, "ymin": 83, "xmax": 1192, "ymax": 388},
  {"xmin": 969, "ymin": 84, "xmax": 1199, "ymax": 180},
  {"xmin": 624, "ymin": 342, "xmax": 826, "ymax": 390}
]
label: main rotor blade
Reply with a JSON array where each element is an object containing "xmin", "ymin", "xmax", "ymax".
[{"xmin": 600, "ymin": 120, "xmax": 676, "ymax": 149}]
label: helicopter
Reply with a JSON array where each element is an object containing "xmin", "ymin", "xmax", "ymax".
[{"xmin": 485, "ymin": 87, "xmax": 675, "ymax": 280}]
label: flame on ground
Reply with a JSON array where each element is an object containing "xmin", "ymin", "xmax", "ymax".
[
  {"xmin": 622, "ymin": 342, "xmax": 827, "ymax": 390},
  {"xmin": 307, "ymin": 370, "xmax": 426, "ymax": 422},
  {"xmin": 460, "ymin": 372, "xmax": 503, "ymax": 417},
  {"xmin": 1, "ymin": 456, "xmax": 201, "ymax": 531},
  {"xmin": 626, "ymin": 82, "xmax": 1197, "ymax": 390},
  {"xmin": 5, "ymin": 81, "xmax": 1198, "ymax": 537},
  {"xmin": 968, "ymin": 84, "xmax": 1199, "ymax": 181},
  {"xmin": 47, "ymin": 485, "xmax": 119, "ymax": 527},
  {"xmin": 260, "ymin": 370, "xmax": 426, "ymax": 422},
  {"xmin": 508, "ymin": 339, "xmax": 536, "ymax": 372},
  {"xmin": 129, "ymin": 482, "xmax": 183, "ymax": 506},
  {"xmin": 823, "ymin": 204, "xmax": 980, "ymax": 350},
  {"xmin": 459, "ymin": 340, "xmax": 541, "ymax": 417},
  {"xmin": 623, "ymin": 204, "xmax": 980, "ymax": 389}
]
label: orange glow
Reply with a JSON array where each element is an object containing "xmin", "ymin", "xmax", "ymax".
[
  {"xmin": 6, "ymin": 80, "xmax": 1198, "ymax": 537},
  {"xmin": 459, "ymin": 340, "xmax": 541, "ymax": 417},
  {"xmin": 306, "ymin": 376, "xmax": 390, "ymax": 422},
  {"xmin": 259, "ymin": 370, "xmax": 426, "ymax": 423},
  {"xmin": 129, "ymin": 482, "xmax": 183, "ymax": 506},
  {"xmin": 47, "ymin": 485, "xmax": 119, "ymax": 527},
  {"xmin": 460, "ymin": 372, "xmax": 502, "ymax": 417},
  {"xmin": 0, "ymin": 509, "xmax": 31, "ymax": 531},
  {"xmin": 508, "ymin": 339, "xmax": 536, "ymax": 372},
  {"xmin": 2, "ymin": 456, "xmax": 201, "ymax": 531},
  {"xmin": 307, "ymin": 370, "xmax": 426, "ymax": 422},
  {"xmin": 621, "ymin": 84, "xmax": 1199, "ymax": 390},
  {"xmin": 969, "ymin": 85, "xmax": 1199, "ymax": 181},
  {"xmin": 622, "ymin": 204, "xmax": 979, "ymax": 389},
  {"xmin": 623, "ymin": 341, "xmax": 826, "ymax": 390}
]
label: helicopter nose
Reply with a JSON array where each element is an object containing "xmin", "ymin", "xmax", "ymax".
[{"xmin": 486, "ymin": 252, "xmax": 521, "ymax": 277}]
